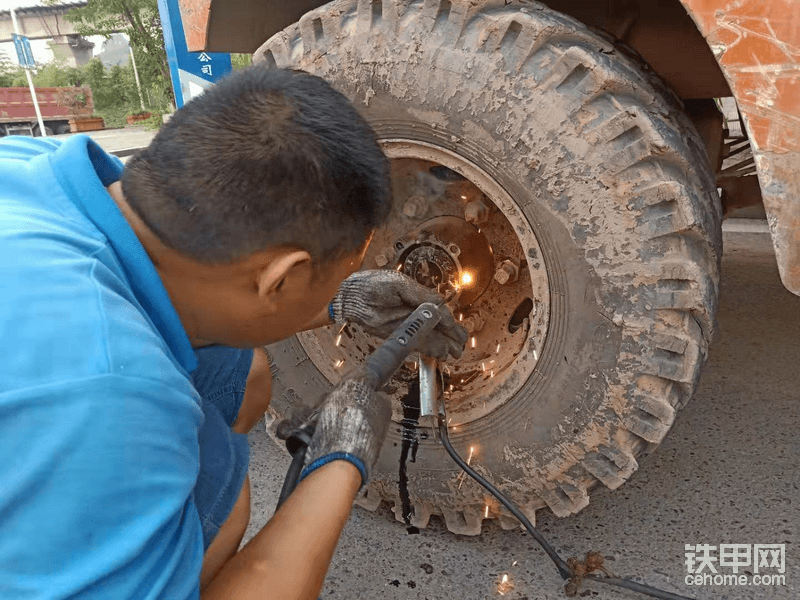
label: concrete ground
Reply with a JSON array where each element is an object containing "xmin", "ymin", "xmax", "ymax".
[{"xmin": 245, "ymin": 227, "xmax": 799, "ymax": 600}]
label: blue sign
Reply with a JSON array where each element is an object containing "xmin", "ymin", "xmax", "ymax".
[
  {"xmin": 11, "ymin": 33, "xmax": 35, "ymax": 69},
  {"xmin": 156, "ymin": 0, "xmax": 232, "ymax": 108}
]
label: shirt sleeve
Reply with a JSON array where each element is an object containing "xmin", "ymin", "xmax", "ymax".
[
  {"xmin": 0, "ymin": 374, "xmax": 205, "ymax": 600},
  {"xmin": 0, "ymin": 136, "xmax": 61, "ymax": 161}
]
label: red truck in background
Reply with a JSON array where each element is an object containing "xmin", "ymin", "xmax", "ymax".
[{"xmin": 0, "ymin": 87, "xmax": 94, "ymax": 136}]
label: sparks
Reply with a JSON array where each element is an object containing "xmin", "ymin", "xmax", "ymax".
[
  {"xmin": 461, "ymin": 195, "xmax": 467, "ymax": 199},
  {"xmin": 449, "ymin": 384, "xmax": 454, "ymax": 391},
  {"xmin": 484, "ymin": 505, "xmax": 489, "ymax": 519},
  {"xmin": 533, "ymin": 349, "xmax": 538, "ymax": 360},
  {"xmin": 459, "ymin": 313, "xmax": 463, "ymax": 322},
  {"xmin": 458, "ymin": 447, "xmax": 475, "ymax": 489},
  {"xmin": 481, "ymin": 362, "xmax": 486, "ymax": 372},
  {"xmin": 496, "ymin": 343, "xmax": 501, "ymax": 354},
  {"xmin": 471, "ymin": 337, "xmax": 476, "ymax": 348},
  {"xmin": 490, "ymin": 370, "xmax": 495, "ymax": 378},
  {"xmin": 335, "ymin": 334, "xmax": 343, "ymax": 346},
  {"xmin": 512, "ymin": 561, "xmax": 518, "ymax": 567},
  {"xmin": 460, "ymin": 270, "xmax": 474, "ymax": 287},
  {"xmin": 334, "ymin": 359, "xmax": 344, "ymax": 368},
  {"xmin": 497, "ymin": 572, "xmax": 513, "ymax": 596},
  {"xmin": 396, "ymin": 263, "xmax": 403, "ymax": 271}
]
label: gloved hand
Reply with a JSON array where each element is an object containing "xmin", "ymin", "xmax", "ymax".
[
  {"xmin": 300, "ymin": 370, "xmax": 392, "ymax": 487},
  {"xmin": 330, "ymin": 270, "xmax": 468, "ymax": 360}
]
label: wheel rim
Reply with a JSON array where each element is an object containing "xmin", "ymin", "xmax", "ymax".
[{"xmin": 298, "ymin": 139, "xmax": 551, "ymax": 425}]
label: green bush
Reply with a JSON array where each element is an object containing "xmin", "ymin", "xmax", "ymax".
[
  {"xmin": 231, "ymin": 54, "xmax": 252, "ymax": 70},
  {"xmin": 141, "ymin": 111, "xmax": 166, "ymax": 130}
]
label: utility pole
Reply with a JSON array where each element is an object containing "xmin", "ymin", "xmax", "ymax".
[
  {"xmin": 129, "ymin": 45, "xmax": 146, "ymax": 111},
  {"xmin": 10, "ymin": 7, "xmax": 46, "ymax": 137}
]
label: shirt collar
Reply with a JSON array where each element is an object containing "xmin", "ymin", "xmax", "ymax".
[{"xmin": 49, "ymin": 135, "xmax": 198, "ymax": 373}]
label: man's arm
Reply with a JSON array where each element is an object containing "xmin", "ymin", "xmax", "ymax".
[
  {"xmin": 206, "ymin": 371, "xmax": 390, "ymax": 599},
  {"xmin": 202, "ymin": 461, "xmax": 360, "ymax": 600}
]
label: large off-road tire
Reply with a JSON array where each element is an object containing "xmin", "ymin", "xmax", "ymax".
[{"xmin": 256, "ymin": 0, "xmax": 721, "ymax": 534}]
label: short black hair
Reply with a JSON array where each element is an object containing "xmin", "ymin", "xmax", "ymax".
[{"xmin": 121, "ymin": 67, "xmax": 391, "ymax": 264}]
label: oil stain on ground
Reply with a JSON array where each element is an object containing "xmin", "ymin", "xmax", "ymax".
[{"xmin": 398, "ymin": 378, "xmax": 421, "ymax": 534}]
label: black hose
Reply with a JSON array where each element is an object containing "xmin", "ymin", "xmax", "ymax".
[
  {"xmin": 436, "ymin": 413, "xmax": 696, "ymax": 600},
  {"xmin": 276, "ymin": 447, "xmax": 307, "ymax": 510},
  {"xmin": 275, "ymin": 423, "xmax": 316, "ymax": 511}
]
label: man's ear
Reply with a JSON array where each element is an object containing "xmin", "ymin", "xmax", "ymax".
[{"xmin": 256, "ymin": 250, "xmax": 311, "ymax": 306}]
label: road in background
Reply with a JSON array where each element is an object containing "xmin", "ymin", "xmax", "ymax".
[
  {"xmin": 247, "ymin": 228, "xmax": 798, "ymax": 600},
  {"xmin": 52, "ymin": 125, "xmax": 156, "ymax": 158}
]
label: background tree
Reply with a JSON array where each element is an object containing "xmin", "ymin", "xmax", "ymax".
[
  {"xmin": 0, "ymin": 52, "xmax": 23, "ymax": 87},
  {"xmin": 46, "ymin": 0, "xmax": 174, "ymax": 106}
]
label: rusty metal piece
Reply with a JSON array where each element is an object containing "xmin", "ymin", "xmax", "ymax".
[
  {"xmin": 684, "ymin": 99, "xmax": 725, "ymax": 172},
  {"xmin": 494, "ymin": 260, "xmax": 520, "ymax": 285},
  {"xmin": 461, "ymin": 310, "xmax": 485, "ymax": 334},
  {"xmin": 464, "ymin": 199, "xmax": 490, "ymax": 225},
  {"xmin": 719, "ymin": 175, "xmax": 763, "ymax": 216}
]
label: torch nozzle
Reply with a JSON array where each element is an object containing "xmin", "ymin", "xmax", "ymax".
[{"xmin": 418, "ymin": 356, "xmax": 439, "ymax": 419}]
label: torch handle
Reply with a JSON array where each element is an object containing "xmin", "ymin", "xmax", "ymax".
[{"xmin": 362, "ymin": 302, "xmax": 442, "ymax": 390}]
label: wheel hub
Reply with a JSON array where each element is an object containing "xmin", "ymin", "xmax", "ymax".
[
  {"xmin": 395, "ymin": 215, "xmax": 495, "ymax": 306},
  {"xmin": 297, "ymin": 142, "xmax": 550, "ymax": 425},
  {"xmin": 403, "ymin": 243, "xmax": 456, "ymax": 291}
]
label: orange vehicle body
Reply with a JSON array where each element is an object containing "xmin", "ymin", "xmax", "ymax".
[
  {"xmin": 680, "ymin": 0, "xmax": 800, "ymax": 294},
  {"xmin": 178, "ymin": 0, "xmax": 800, "ymax": 295}
]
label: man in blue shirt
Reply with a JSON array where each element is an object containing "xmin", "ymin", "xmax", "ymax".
[{"xmin": 0, "ymin": 68, "xmax": 466, "ymax": 599}]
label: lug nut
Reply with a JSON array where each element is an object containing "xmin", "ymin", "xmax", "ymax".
[
  {"xmin": 403, "ymin": 195, "xmax": 427, "ymax": 219},
  {"xmin": 464, "ymin": 199, "xmax": 490, "ymax": 225},
  {"xmin": 494, "ymin": 260, "xmax": 519, "ymax": 285},
  {"xmin": 461, "ymin": 310, "xmax": 485, "ymax": 334},
  {"xmin": 374, "ymin": 253, "xmax": 389, "ymax": 267}
]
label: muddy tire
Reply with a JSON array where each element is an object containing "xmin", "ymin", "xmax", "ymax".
[{"xmin": 256, "ymin": 0, "xmax": 721, "ymax": 533}]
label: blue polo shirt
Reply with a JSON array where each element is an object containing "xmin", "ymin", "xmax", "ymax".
[{"xmin": 0, "ymin": 136, "xmax": 204, "ymax": 598}]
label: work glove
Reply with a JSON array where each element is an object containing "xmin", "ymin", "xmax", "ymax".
[
  {"xmin": 329, "ymin": 270, "xmax": 468, "ymax": 360},
  {"xmin": 300, "ymin": 370, "xmax": 391, "ymax": 487}
]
